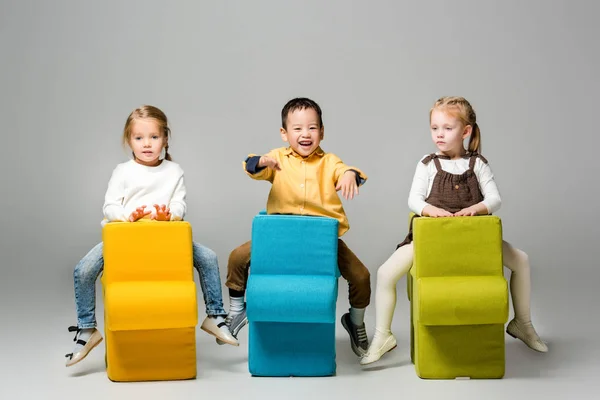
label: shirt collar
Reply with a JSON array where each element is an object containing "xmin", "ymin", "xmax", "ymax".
[{"xmin": 283, "ymin": 146, "xmax": 325, "ymax": 159}]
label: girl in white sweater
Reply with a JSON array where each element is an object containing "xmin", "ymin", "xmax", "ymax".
[{"xmin": 65, "ymin": 105, "xmax": 237, "ymax": 367}]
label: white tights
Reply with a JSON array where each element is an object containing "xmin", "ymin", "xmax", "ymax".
[{"xmin": 373, "ymin": 241, "xmax": 532, "ymax": 336}]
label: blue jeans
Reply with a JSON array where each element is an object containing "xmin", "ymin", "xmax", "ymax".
[{"xmin": 73, "ymin": 241, "xmax": 227, "ymax": 329}]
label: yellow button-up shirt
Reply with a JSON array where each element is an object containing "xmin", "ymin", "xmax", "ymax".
[{"xmin": 243, "ymin": 146, "xmax": 367, "ymax": 237}]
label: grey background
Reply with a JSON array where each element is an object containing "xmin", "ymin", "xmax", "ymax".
[{"xmin": 1, "ymin": 0, "xmax": 598, "ymax": 398}]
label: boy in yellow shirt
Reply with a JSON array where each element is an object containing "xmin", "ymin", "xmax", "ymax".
[{"xmin": 222, "ymin": 97, "xmax": 371, "ymax": 356}]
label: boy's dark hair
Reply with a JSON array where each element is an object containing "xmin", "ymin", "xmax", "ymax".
[{"xmin": 281, "ymin": 97, "xmax": 323, "ymax": 130}]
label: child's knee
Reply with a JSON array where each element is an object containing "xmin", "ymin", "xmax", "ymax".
[
  {"xmin": 519, "ymin": 248, "xmax": 529, "ymax": 263},
  {"xmin": 229, "ymin": 243, "xmax": 250, "ymax": 261},
  {"xmin": 355, "ymin": 267, "xmax": 371, "ymax": 288},
  {"xmin": 376, "ymin": 266, "xmax": 391, "ymax": 283},
  {"xmin": 73, "ymin": 262, "xmax": 97, "ymax": 283},
  {"xmin": 227, "ymin": 242, "xmax": 251, "ymax": 270},
  {"xmin": 376, "ymin": 265, "xmax": 403, "ymax": 289},
  {"xmin": 204, "ymin": 248, "xmax": 219, "ymax": 265},
  {"xmin": 503, "ymin": 242, "xmax": 531, "ymax": 271}
]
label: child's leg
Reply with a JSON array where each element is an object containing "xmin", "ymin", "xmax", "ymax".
[
  {"xmin": 337, "ymin": 240, "xmax": 371, "ymax": 310},
  {"xmin": 192, "ymin": 242, "xmax": 239, "ymax": 346},
  {"xmin": 225, "ymin": 240, "xmax": 252, "ymax": 298},
  {"xmin": 192, "ymin": 242, "xmax": 226, "ymax": 317},
  {"xmin": 374, "ymin": 243, "xmax": 413, "ymax": 335},
  {"xmin": 337, "ymin": 240, "xmax": 371, "ymax": 356},
  {"xmin": 361, "ymin": 243, "xmax": 413, "ymax": 365},
  {"xmin": 215, "ymin": 241, "xmax": 252, "ymax": 343},
  {"xmin": 502, "ymin": 240, "xmax": 548, "ymax": 352},
  {"xmin": 66, "ymin": 243, "xmax": 105, "ymax": 367},
  {"xmin": 73, "ymin": 243, "xmax": 104, "ymax": 329}
]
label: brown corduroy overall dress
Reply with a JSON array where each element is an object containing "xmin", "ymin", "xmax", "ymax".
[{"xmin": 397, "ymin": 152, "xmax": 488, "ymax": 248}]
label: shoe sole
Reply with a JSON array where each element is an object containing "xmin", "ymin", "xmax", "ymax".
[
  {"xmin": 201, "ymin": 324, "xmax": 239, "ymax": 346},
  {"xmin": 341, "ymin": 316, "xmax": 366, "ymax": 357},
  {"xmin": 65, "ymin": 334, "xmax": 103, "ymax": 367}
]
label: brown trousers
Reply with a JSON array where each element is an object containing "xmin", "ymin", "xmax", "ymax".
[{"xmin": 226, "ymin": 240, "xmax": 371, "ymax": 308}]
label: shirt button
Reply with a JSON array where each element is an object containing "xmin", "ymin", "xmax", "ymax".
[
  {"xmin": 301, "ymin": 161, "xmax": 305, "ymax": 164},
  {"xmin": 300, "ymin": 184, "xmax": 304, "ymax": 188},
  {"xmin": 455, "ymin": 185, "xmax": 460, "ymax": 190},
  {"xmin": 300, "ymin": 207, "xmax": 304, "ymax": 212}
]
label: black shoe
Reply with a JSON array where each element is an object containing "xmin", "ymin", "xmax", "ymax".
[{"xmin": 341, "ymin": 313, "xmax": 368, "ymax": 356}]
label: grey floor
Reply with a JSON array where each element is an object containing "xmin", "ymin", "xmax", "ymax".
[{"xmin": 3, "ymin": 267, "xmax": 597, "ymax": 400}]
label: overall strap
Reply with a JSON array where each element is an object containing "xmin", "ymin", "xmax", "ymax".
[
  {"xmin": 467, "ymin": 151, "xmax": 488, "ymax": 169},
  {"xmin": 421, "ymin": 153, "xmax": 442, "ymax": 171}
]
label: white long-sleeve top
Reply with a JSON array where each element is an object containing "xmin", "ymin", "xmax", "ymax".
[
  {"xmin": 408, "ymin": 154, "xmax": 502, "ymax": 216},
  {"xmin": 102, "ymin": 159, "xmax": 187, "ymax": 225}
]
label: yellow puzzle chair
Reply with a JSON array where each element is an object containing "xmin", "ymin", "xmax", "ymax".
[
  {"xmin": 406, "ymin": 215, "xmax": 509, "ymax": 379},
  {"xmin": 102, "ymin": 220, "xmax": 198, "ymax": 382}
]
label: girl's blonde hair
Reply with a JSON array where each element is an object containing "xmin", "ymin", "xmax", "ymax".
[
  {"xmin": 122, "ymin": 105, "xmax": 172, "ymax": 161},
  {"xmin": 430, "ymin": 96, "xmax": 481, "ymax": 153}
]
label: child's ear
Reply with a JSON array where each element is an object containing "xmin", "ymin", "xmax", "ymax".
[
  {"xmin": 462, "ymin": 125, "xmax": 472, "ymax": 139},
  {"xmin": 320, "ymin": 125, "xmax": 324, "ymax": 140},
  {"xmin": 280, "ymin": 127, "xmax": 289, "ymax": 142}
]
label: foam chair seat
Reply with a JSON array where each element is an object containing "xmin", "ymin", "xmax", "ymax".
[
  {"xmin": 415, "ymin": 276, "xmax": 508, "ymax": 326},
  {"xmin": 105, "ymin": 281, "xmax": 198, "ymax": 331},
  {"xmin": 247, "ymin": 213, "xmax": 339, "ymax": 377},
  {"xmin": 407, "ymin": 215, "xmax": 509, "ymax": 379},
  {"xmin": 247, "ymin": 275, "xmax": 337, "ymax": 324},
  {"xmin": 102, "ymin": 221, "xmax": 198, "ymax": 382}
]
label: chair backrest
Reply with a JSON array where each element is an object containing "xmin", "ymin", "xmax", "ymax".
[
  {"xmin": 102, "ymin": 221, "xmax": 194, "ymax": 284},
  {"xmin": 413, "ymin": 216, "xmax": 503, "ymax": 278},
  {"xmin": 250, "ymin": 214, "xmax": 339, "ymax": 276}
]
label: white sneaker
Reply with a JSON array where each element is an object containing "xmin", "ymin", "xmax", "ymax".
[{"xmin": 216, "ymin": 308, "xmax": 248, "ymax": 345}]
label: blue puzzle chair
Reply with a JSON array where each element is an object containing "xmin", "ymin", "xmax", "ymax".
[{"xmin": 246, "ymin": 213, "xmax": 340, "ymax": 377}]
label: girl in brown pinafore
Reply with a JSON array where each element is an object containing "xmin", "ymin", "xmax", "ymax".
[{"xmin": 360, "ymin": 97, "xmax": 548, "ymax": 365}]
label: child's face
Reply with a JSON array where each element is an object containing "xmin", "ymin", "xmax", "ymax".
[
  {"xmin": 430, "ymin": 109, "xmax": 471, "ymax": 157},
  {"xmin": 129, "ymin": 118, "xmax": 167, "ymax": 166},
  {"xmin": 280, "ymin": 108, "xmax": 324, "ymax": 157}
]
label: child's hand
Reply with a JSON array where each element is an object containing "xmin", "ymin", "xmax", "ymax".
[
  {"xmin": 258, "ymin": 156, "xmax": 281, "ymax": 170},
  {"xmin": 454, "ymin": 206, "xmax": 478, "ymax": 217},
  {"xmin": 335, "ymin": 170, "xmax": 359, "ymax": 200},
  {"xmin": 152, "ymin": 204, "xmax": 171, "ymax": 221},
  {"xmin": 422, "ymin": 205, "xmax": 453, "ymax": 218},
  {"xmin": 129, "ymin": 206, "xmax": 151, "ymax": 222}
]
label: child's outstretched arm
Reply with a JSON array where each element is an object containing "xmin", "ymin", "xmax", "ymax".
[
  {"xmin": 243, "ymin": 149, "xmax": 280, "ymax": 182},
  {"xmin": 331, "ymin": 154, "xmax": 367, "ymax": 200}
]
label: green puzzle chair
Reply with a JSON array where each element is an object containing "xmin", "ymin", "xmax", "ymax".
[{"xmin": 406, "ymin": 215, "xmax": 509, "ymax": 379}]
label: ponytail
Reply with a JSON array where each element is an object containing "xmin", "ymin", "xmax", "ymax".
[
  {"xmin": 468, "ymin": 122, "xmax": 481, "ymax": 153},
  {"xmin": 163, "ymin": 126, "xmax": 172, "ymax": 161}
]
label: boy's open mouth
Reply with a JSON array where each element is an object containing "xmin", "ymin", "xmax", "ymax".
[{"xmin": 299, "ymin": 140, "xmax": 313, "ymax": 147}]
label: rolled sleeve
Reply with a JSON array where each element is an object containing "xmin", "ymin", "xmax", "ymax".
[{"xmin": 243, "ymin": 151, "xmax": 277, "ymax": 182}]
